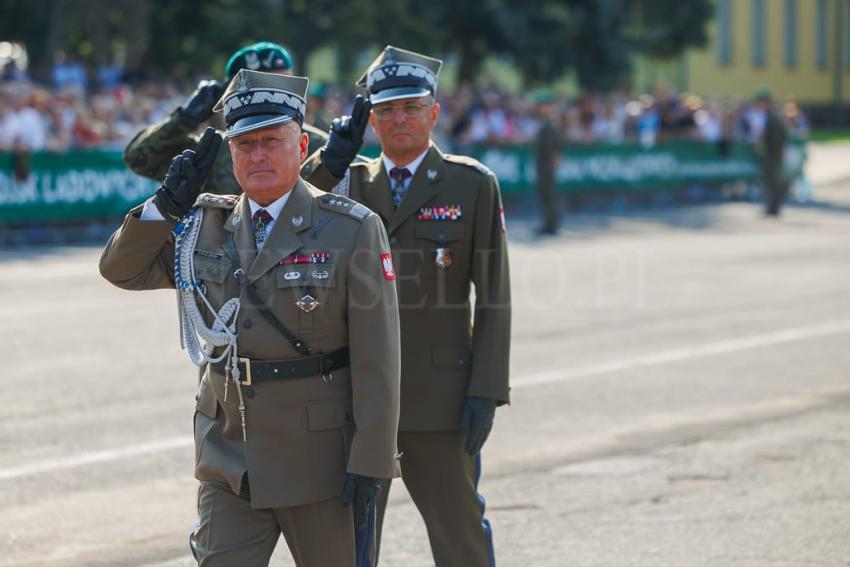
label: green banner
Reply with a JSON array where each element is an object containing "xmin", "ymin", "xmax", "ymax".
[
  {"xmin": 367, "ymin": 139, "xmax": 806, "ymax": 194},
  {"xmin": 0, "ymin": 150, "xmax": 157, "ymax": 223},
  {"xmin": 0, "ymin": 140, "xmax": 806, "ymax": 224}
]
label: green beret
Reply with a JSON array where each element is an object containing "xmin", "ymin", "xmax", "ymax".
[
  {"xmin": 754, "ymin": 87, "xmax": 773, "ymax": 101},
  {"xmin": 225, "ymin": 42, "xmax": 293, "ymax": 81}
]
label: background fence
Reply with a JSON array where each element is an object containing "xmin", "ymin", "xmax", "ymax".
[{"xmin": 0, "ymin": 140, "xmax": 806, "ymax": 224}]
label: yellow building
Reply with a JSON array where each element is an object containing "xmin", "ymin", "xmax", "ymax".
[{"xmin": 638, "ymin": 0, "xmax": 850, "ymax": 110}]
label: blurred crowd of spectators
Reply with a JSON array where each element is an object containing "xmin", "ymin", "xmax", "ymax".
[
  {"xmin": 428, "ymin": 85, "xmax": 811, "ymax": 154},
  {"xmin": 0, "ymin": 59, "xmax": 811, "ymax": 154}
]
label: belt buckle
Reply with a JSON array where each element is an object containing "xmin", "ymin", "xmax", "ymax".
[{"xmin": 237, "ymin": 357, "xmax": 252, "ymax": 386}]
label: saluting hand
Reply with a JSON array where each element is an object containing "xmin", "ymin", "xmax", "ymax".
[
  {"xmin": 153, "ymin": 127, "xmax": 222, "ymax": 223},
  {"xmin": 460, "ymin": 396, "xmax": 497, "ymax": 455},
  {"xmin": 321, "ymin": 94, "xmax": 372, "ymax": 178},
  {"xmin": 180, "ymin": 79, "xmax": 226, "ymax": 128}
]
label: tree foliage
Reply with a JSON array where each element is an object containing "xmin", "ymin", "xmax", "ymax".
[
  {"xmin": 0, "ymin": 0, "xmax": 713, "ymax": 92},
  {"xmin": 626, "ymin": 0, "xmax": 713, "ymax": 59}
]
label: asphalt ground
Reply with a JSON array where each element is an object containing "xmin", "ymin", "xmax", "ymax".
[{"xmin": 1, "ymin": 146, "xmax": 849, "ymax": 566}]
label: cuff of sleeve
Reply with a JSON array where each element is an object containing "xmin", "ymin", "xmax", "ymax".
[
  {"xmin": 139, "ymin": 197, "xmax": 166, "ymax": 221},
  {"xmin": 170, "ymin": 108, "xmax": 201, "ymax": 133}
]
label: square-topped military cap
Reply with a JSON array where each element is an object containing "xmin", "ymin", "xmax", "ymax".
[
  {"xmin": 356, "ymin": 45, "xmax": 442, "ymax": 104},
  {"xmin": 213, "ymin": 69, "xmax": 309, "ymax": 139}
]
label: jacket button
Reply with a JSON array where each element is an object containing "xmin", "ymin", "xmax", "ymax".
[
  {"xmin": 245, "ymin": 388, "xmax": 255, "ymax": 399},
  {"xmin": 458, "ymin": 356, "xmax": 465, "ymax": 365},
  {"xmin": 390, "ymin": 236, "xmax": 399, "ymax": 245},
  {"xmin": 242, "ymin": 319, "xmax": 253, "ymax": 329}
]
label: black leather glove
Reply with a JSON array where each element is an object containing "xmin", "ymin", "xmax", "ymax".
[
  {"xmin": 460, "ymin": 396, "xmax": 497, "ymax": 455},
  {"xmin": 153, "ymin": 127, "xmax": 222, "ymax": 223},
  {"xmin": 179, "ymin": 79, "xmax": 226, "ymax": 128},
  {"xmin": 341, "ymin": 472, "xmax": 381, "ymax": 531},
  {"xmin": 321, "ymin": 94, "xmax": 372, "ymax": 178}
]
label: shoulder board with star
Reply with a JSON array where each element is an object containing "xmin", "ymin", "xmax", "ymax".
[
  {"xmin": 193, "ymin": 193, "xmax": 239, "ymax": 210},
  {"xmin": 318, "ymin": 193, "xmax": 372, "ymax": 221},
  {"xmin": 443, "ymin": 154, "xmax": 491, "ymax": 175}
]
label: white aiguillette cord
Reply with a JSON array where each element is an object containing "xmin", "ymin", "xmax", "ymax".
[{"xmin": 173, "ymin": 208, "xmax": 247, "ymax": 441}]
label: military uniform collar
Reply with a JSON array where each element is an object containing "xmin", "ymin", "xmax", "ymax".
[
  {"xmin": 278, "ymin": 179, "xmax": 314, "ymax": 235},
  {"xmin": 387, "ymin": 144, "xmax": 445, "ymax": 234},
  {"xmin": 223, "ymin": 180, "xmax": 313, "ymax": 282},
  {"xmin": 381, "ymin": 146, "xmax": 430, "ymax": 179},
  {"xmin": 224, "ymin": 181, "xmax": 313, "ymax": 236},
  {"xmin": 246, "ymin": 190, "xmax": 291, "ymax": 224}
]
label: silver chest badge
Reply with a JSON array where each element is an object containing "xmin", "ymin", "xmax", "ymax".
[
  {"xmin": 427, "ymin": 169, "xmax": 437, "ymax": 180},
  {"xmin": 435, "ymin": 247, "xmax": 453, "ymax": 269},
  {"xmin": 291, "ymin": 215, "xmax": 303, "ymax": 227},
  {"xmin": 295, "ymin": 294, "xmax": 321, "ymax": 312}
]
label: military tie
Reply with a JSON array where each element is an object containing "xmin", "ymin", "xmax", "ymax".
[
  {"xmin": 389, "ymin": 166, "xmax": 412, "ymax": 207},
  {"xmin": 252, "ymin": 208, "xmax": 273, "ymax": 250}
]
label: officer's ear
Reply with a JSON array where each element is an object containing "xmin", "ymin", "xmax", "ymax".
[
  {"xmin": 298, "ymin": 127, "xmax": 309, "ymax": 161},
  {"xmin": 430, "ymin": 101, "xmax": 441, "ymax": 125}
]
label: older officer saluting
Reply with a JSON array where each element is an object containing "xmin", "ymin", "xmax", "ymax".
[
  {"xmin": 101, "ymin": 69, "xmax": 400, "ymax": 567},
  {"xmin": 303, "ymin": 46, "xmax": 511, "ymax": 566}
]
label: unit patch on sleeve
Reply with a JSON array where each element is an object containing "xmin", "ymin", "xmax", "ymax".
[
  {"xmin": 380, "ymin": 252, "xmax": 396, "ymax": 281},
  {"xmin": 418, "ymin": 204, "xmax": 462, "ymax": 221}
]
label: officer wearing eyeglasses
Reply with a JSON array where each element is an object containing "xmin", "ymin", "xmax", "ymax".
[{"xmin": 302, "ymin": 45, "xmax": 511, "ymax": 567}]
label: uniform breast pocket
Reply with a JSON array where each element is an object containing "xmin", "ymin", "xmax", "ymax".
[
  {"xmin": 275, "ymin": 264, "xmax": 338, "ymax": 328},
  {"xmin": 193, "ymin": 252, "xmax": 230, "ymax": 284},
  {"xmin": 414, "ymin": 221, "xmax": 465, "ymax": 244},
  {"xmin": 414, "ymin": 222, "xmax": 466, "ymax": 279},
  {"xmin": 276, "ymin": 265, "xmax": 337, "ymax": 289}
]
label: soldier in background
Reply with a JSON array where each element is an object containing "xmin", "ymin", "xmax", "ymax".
[
  {"xmin": 302, "ymin": 45, "xmax": 511, "ymax": 567},
  {"xmin": 534, "ymin": 91, "xmax": 562, "ymax": 236},
  {"xmin": 123, "ymin": 41, "xmax": 329, "ymax": 195},
  {"xmin": 754, "ymin": 89, "xmax": 788, "ymax": 217}
]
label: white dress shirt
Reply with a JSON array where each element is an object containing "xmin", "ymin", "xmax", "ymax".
[{"xmin": 381, "ymin": 147, "xmax": 429, "ymax": 192}]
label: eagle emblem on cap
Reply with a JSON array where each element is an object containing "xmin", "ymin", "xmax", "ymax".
[
  {"xmin": 245, "ymin": 52, "xmax": 261, "ymax": 70},
  {"xmin": 236, "ymin": 73, "xmax": 251, "ymax": 92}
]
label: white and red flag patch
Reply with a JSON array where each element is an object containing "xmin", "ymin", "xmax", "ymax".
[{"xmin": 380, "ymin": 252, "xmax": 396, "ymax": 281}]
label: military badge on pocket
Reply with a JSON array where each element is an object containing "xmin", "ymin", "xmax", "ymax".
[{"xmin": 435, "ymin": 247, "xmax": 453, "ymax": 269}]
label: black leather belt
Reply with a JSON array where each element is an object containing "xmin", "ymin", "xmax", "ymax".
[{"xmin": 213, "ymin": 347, "xmax": 350, "ymax": 385}]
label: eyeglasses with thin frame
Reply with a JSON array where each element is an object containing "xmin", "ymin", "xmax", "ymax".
[{"xmin": 371, "ymin": 102, "xmax": 433, "ymax": 121}]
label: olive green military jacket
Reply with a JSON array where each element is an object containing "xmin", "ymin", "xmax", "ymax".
[
  {"xmin": 99, "ymin": 180, "xmax": 401, "ymax": 509},
  {"xmin": 302, "ymin": 144, "xmax": 511, "ymax": 432},
  {"xmin": 123, "ymin": 108, "xmax": 329, "ymax": 195}
]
